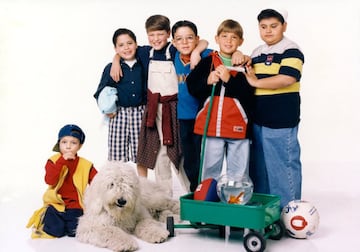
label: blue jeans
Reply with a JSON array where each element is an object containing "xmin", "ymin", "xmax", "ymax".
[
  {"xmin": 202, "ymin": 137, "xmax": 250, "ymax": 181},
  {"xmin": 250, "ymin": 124, "xmax": 302, "ymax": 208},
  {"xmin": 42, "ymin": 205, "xmax": 83, "ymax": 237}
]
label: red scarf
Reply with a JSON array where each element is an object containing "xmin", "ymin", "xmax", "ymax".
[{"xmin": 210, "ymin": 51, "xmax": 237, "ymax": 77}]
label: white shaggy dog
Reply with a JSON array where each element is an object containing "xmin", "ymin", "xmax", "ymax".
[{"xmin": 76, "ymin": 162, "xmax": 180, "ymax": 251}]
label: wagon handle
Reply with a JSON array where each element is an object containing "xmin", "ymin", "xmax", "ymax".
[{"xmin": 198, "ymin": 82, "xmax": 216, "ymax": 184}]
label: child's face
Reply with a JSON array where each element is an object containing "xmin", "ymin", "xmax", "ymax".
[
  {"xmin": 59, "ymin": 136, "xmax": 81, "ymax": 159},
  {"xmin": 258, "ymin": 17, "xmax": 287, "ymax": 46},
  {"xmin": 172, "ymin": 26, "xmax": 199, "ymax": 56},
  {"xmin": 215, "ymin": 32, "xmax": 243, "ymax": 58},
  {"xmin": 114, "ymin": 34, "xmax": 137, "ymax": 61},
  {"xmin": 147, "ymin": 30, "xmax": 170, "ymax": 50}
]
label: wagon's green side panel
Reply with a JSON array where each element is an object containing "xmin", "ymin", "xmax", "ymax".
[{"xmin": 180, "ymin": 193, "xmax": 281, "ymax": 230}]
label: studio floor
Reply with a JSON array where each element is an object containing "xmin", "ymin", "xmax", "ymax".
[{"xmin": 1, "ymin": 164, "xmax": 358, "ymax": 252}]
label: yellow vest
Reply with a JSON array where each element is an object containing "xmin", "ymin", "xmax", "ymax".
[{"xmin": 44, "ymin": 153, "xmax": 92, "ymax": 211}]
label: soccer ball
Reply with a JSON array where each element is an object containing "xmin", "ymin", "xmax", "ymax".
[{"xmin": 281, "ymin": 200, "xmax": 320, "ymax": 239}]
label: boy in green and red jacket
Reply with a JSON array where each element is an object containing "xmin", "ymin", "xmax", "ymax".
[{"xmin": 186, "ymin": 19, "xmax": 254, "ymax": 182}]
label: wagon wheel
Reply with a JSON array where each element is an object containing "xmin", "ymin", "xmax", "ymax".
[
  {"xmin": 267, "ymin": 220, "xmax": 285, "ymax": 240},
  {"xmin": 166, "ymin": 216, "xmax": 175, "ymax": 237},
  {"xmin": 243, "ymin": 231, "xmax": 266, "ymax": 252}
]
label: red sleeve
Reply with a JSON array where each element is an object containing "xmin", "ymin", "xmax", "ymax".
[
  {"xmin": 88, "ymin": 166, "xmax": 98, "ymax": 184},
  {"xmin": 44, "ymin": 156, "xmax": 67, "ymax": 186}
]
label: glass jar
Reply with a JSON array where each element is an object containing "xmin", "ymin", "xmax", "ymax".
[{"xmin": 216, "ymin": 174, "xmax": 253, "ymax": 205}]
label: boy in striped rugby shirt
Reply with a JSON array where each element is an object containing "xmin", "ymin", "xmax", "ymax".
[{"xmin": 244, "ymin": 8, "xmax": 305, "ymax": 208}]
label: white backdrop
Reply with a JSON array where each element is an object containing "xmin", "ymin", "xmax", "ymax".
[{"xmin": 1, "ymin": 0, "xmax": 359, "ymax": 199}]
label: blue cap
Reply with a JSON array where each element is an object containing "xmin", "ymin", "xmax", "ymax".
[{"xmin": 52, "ymin": 124, "xmax": 85, "ymax": 152}]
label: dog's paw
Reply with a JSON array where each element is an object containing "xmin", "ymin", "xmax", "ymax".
[
  {"xmin": 113, "ymin": 237, "xmax": 138, "ymax": 252},
  {"xmin": 148, "ymin": 228, "xmax": 170, "ymax": 243},
  {"xmin": 135, "ymin": 224, "xmax": 170, "ymax": 243}
]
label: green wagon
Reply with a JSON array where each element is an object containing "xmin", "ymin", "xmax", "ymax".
[{"xmin": 166, "ymin": 192, "xmax": 284, "ymax": 252}]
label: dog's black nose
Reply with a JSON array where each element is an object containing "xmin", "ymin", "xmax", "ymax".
[{"xmin": 116, "ymin": 198, "xmax": 127, "ymax": 207}]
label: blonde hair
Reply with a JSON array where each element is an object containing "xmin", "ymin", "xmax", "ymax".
[{"xmin": 217, "ymin": 19, "xmax": 243, "ymax": 39}]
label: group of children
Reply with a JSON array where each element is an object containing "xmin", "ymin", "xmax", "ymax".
[{"xmin": 27, "ymin": 8, "xmax": 304, "ymax": 239}]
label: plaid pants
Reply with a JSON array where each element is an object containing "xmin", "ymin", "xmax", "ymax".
[{"xmin": 108, "ymin": 105, "xmax": 145, "ymax": 162}]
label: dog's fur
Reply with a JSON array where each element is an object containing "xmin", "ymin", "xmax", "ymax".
[{"xmin": 76, "ymin": 162, "xmax": 180, "ymax": 251}]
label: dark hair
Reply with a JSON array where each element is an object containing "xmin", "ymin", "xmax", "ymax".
[
  {"xmin": 257, "ymin": 9, "xmax": 285, "ymax": 24},
  {"xmin": 171, "ymin": 20, "xmax": 198, "ymax": 38},
  {"xmin": 112, "ymin": 28, "xmax": 137, "ymax": 46},
  {"xmin": 145, "ymin": 14, "xmax": 170, "ymax": 32}
]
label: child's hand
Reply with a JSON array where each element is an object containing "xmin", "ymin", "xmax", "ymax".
[
  {"xmin": 62, "ymin": 152, "xmax": 76, "ymax": 160},
  {"xmin": 106, "ymin": 112, "xmax": 117, "ymax": 118},
  {"xmin": 232, "ymin": 51, "xmax": 252, "ymax": 66},
  {"xmin": 244, "ymin": 65, "xmax": 258, "ymax": 87},
  {"xmin": 207, "ymin": 70, "xmax": 220, "ymax": 85},
  {"xmin": 190, "ymin": 39, "xmax": 208, "ymax": 69},
  {"xmin": 242, "ymin": 55, "xmax": 252, "ymax": 67},
  {"xmin": 190, "ymin": 52, "xmax": 201, "ymax": 70},
  {"xmin": 110, "ymin": 54, "xmax": 123, "ymax": 82},
  {"xmin": 215, "ymin": 65, "xmax": 230, "ymax": 83}
]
